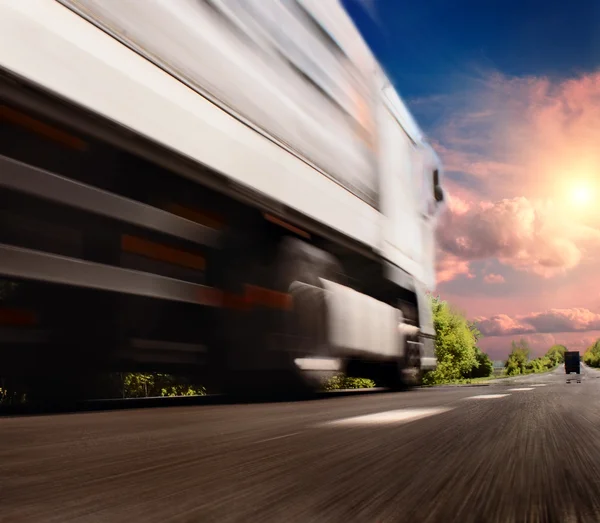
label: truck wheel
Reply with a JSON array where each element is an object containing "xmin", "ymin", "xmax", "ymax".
[
  {"xmin": 386, "ymin": 338, "xmax": 422, "ymax": 391},
  {"xmin": 273, "ymin": 237, "xmax": 345, "ymax": 393},
  {"xmin": 219, "ymin": 234, "xmax": 343, "ymax": 397},
  {"xmin": 398, "ymin": 340, "xmax": 423, "ymax": 389}
]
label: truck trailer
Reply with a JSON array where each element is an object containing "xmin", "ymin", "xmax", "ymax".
[{"xmin": 0, "ymin": 0, "xmax": 446, "ymax": 398}]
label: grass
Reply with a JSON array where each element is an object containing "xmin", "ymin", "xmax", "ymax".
[
  {"xmin": 427, "ymin": 364, "xmax": 561, "ymax": 387},
  {"xmin": 425, "ymin": 375, "xmax": 507, "ymax": 387}
]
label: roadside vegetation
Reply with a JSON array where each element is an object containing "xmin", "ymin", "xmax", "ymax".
[
  {"xmin": 0, "ymin": 383, "xmax": 27, "ymax": 406},
  {"xmin": 0, "ymin": 373, "xmax": 206, "ymax": 406},
  {"xmin": 117, "ymin": 373, "xmax": 206, "ymax": 398},
  {"xmin": 421, "ymin": 296, "xmax": 491, "ymax": 385},
  {"xmin": 503, "ymin": 341, "xmax": 565, "ymax": 376},
  {"xmin": 324, "ymin": 376, "xmax": 376, "ymax": 391},
  {"xmin": 583, "ymin": 339, "xmax": 600, "ymax": 368},
  {"xmin": 422, "ymin": 298, "xmax": 567, "ymax": 385}
]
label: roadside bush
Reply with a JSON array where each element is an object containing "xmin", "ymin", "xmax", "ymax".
[
  {"xmin": 324, "ymin": 375, "xmax": 376, "ymax": 391},
  {"xmin": 505, "ymin": 339, "xmax": 530, "ymax": 375},
  {"xmin": 120, "ymin": 373, "xmax": 206, "ymax": 398},
  {"xmin": 0, "ymin": 386, "xmax": 27, "ymax": 406},
  {"xmin": 463, "ymin": 350, "xmax": 494, "ymax": 379},
  {"xmin": 583, "ymin": 339, "xmax": 600, "ymax": 368},
  {"xmin": 546, "ymin": 345, "xmax": 566, "ymax": 366},
  {"xmin": 505, "ymin": 340, "xmax": 561, "ymax": 375},
  {"xmin": 425, "ymin": 296, "xmax": 482, "ymax": 384},
  {"xmin": 0, "ymin": 376, "xmax": 28, "ymax": 406},
  {"xmin": 524, "ymin": 356, "xmax": 553, "ymax": 374}
]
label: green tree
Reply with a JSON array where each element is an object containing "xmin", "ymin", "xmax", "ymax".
[
  {"xmin": 505, "ymin": 340, "xmax": 561, "ymax": 375},
  {"xmin": 465, "ymin": 350, "xmax": 494, "ymax": 379},
  {"xmin": 424, "ymin": 296, "xmax": 481, "ymax": 383},
  {"xmin": 583, "ymin": 339, "xmax": 600, "ymax": 368},
  {"xmin": 505, "ymin": 339, "xmax": 530, "ymax": 375},
  {"xmin": 545, "ymin": 344, "xmax": 566, "ymax": 366}
]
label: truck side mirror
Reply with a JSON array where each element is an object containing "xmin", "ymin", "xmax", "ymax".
[{"xmin": 432, "ymin": 169, "xmax": 444, "ymax": 203}]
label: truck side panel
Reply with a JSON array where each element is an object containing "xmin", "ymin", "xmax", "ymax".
[
  {"xmin": 0, "ymin": 0, "xmax": 382, "ymax": 254},
  {"xmin": 59, "ymin": 0, "xmax": 380, "ymax": 208},
  {"xmin": 1, "ymin": 0, "xmax": 443, "ymax": 291}
]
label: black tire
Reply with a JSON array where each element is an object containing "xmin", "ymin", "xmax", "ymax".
[
  {"xmin": 404, "ymin": 341, "xmax": 423, "ymax": 387},
  {"xmin": 219, "ymin": 234, "xmax": 343, "ymax": 396},
  {"xmin": 385, "ymin": 341, "xmax": 422, "ymax": 391}
]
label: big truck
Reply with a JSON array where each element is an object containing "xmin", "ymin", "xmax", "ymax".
[{"xmin": 0, "ymin": 0, "xmax": 446, "ymax": 399}]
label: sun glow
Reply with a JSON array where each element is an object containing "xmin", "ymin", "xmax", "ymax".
[{"xmin": 570, "ymin": 184, "xmax": 593, "ymax": 207}]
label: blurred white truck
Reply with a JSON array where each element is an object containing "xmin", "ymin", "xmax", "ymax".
[{"xmin": 0, "ymin": 0, "xmax": 445, "ymax": 395}]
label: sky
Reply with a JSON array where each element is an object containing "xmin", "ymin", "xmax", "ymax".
[{"xmin": 343, "ymin": 0, "xmax": 600, "ymax": 360}]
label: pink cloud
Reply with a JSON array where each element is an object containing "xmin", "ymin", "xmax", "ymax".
[
  {"xmin": 445, "ymin": 191, "xmax": 471, "ymax": 215},
  {"xmin": 526, "ymin": 308, "xmax": 600, "ymax": 333},
  {"xmin": 436, "ymin": 252, "xmax": 474, "ymax": 283},
  {"xmin": 429, "ymin": 70, "xmax": 600, "ymax": 284},
  {"xmin": 439, "ymin": 255, "xmax": 600, "ymax": 319},
  {"xmin": 440, "ymin": 189, "xmax": 599, "ymax": 280},
  {"xmin": 476, "ymin": 314, "xmax": 536, "ymax": 337},
  {"xmin": 437, "ymin": 195, "xmax": 600, "ymax": 278},
  {"xmin": 484, "ymin": 273, "xmax": 505, "ymax": 284},
  {"xmin": 438, "ymin": 178, "xmax": 482, "ymax": 210},
  {"xmin": 477, "ymin": 308, "xmax": 600, "ymax": 337},
  {"xmin": 435, "ymin": 142, "xmax": 526, "ymax": 181}
]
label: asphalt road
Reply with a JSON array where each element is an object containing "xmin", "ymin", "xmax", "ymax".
[{"xmin": 2, "ymin": 365, "xmax": 600, "ymax": 523}]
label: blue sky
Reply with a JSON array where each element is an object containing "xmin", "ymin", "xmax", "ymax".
[
  {"xmin": 343, "ymin": 0, "xmax": 600, "ymax": 99},
  {"xmin": 343, "ymin": 0, "xmax": 600, "ymax": 358}
]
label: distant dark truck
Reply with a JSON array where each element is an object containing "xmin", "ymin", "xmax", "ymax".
[{"xmin": 564, "ymin": 351, "xmax": 581, "ymax": 375}]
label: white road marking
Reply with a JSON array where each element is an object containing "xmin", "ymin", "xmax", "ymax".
[
  {"xmin": 531, "ymin": 384, "xmax": 547, "ymax": 387},
  {"xmin": 508, "ymin": 387, "xmax": 534, "ymax": 391},
  {"xmin": 465, "ymin": 394, "xmax": 510, "ymax": 400},
  {"xmin": 321, "ymin": 407, "xmax": 453, "ymax": 427}
]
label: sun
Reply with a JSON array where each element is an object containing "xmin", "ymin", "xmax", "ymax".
[{"xmin": 570, "ymin": 184, "xmax": 592, "ymax": 206}]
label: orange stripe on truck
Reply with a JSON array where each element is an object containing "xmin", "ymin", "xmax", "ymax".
[
  {"xmin": 164, "ymin": 204, "xmax": 225, "ymax": 229},
  {"xmin": 0, "ymin": 307, "xmax": 38, "ymax": 326},
  {"xmin": 121, "ymin": 235, "xmax": 206, "ymax": 271},
  {"xmin": 222, "ymin": 286, "xmax": 293, "ymax": 311},
  {"xmin": 245, "ymin": 285, "xmax": 293, "ymax": 311},
  {"xmin": 263, "ymin": 213, "xmax": 310, "ymax": 239},
  {"xmin": 214, "ymin": 286, "xmax": 293, "ymax": 311},
  {"xmin": 1, "ymin": 105, "xmax": 88, "ymax": 151}
]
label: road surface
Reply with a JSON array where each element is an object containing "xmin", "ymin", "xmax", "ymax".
[{"xmin": 2, "ymin": 365, "xmax": 600, "ymax": 523}]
